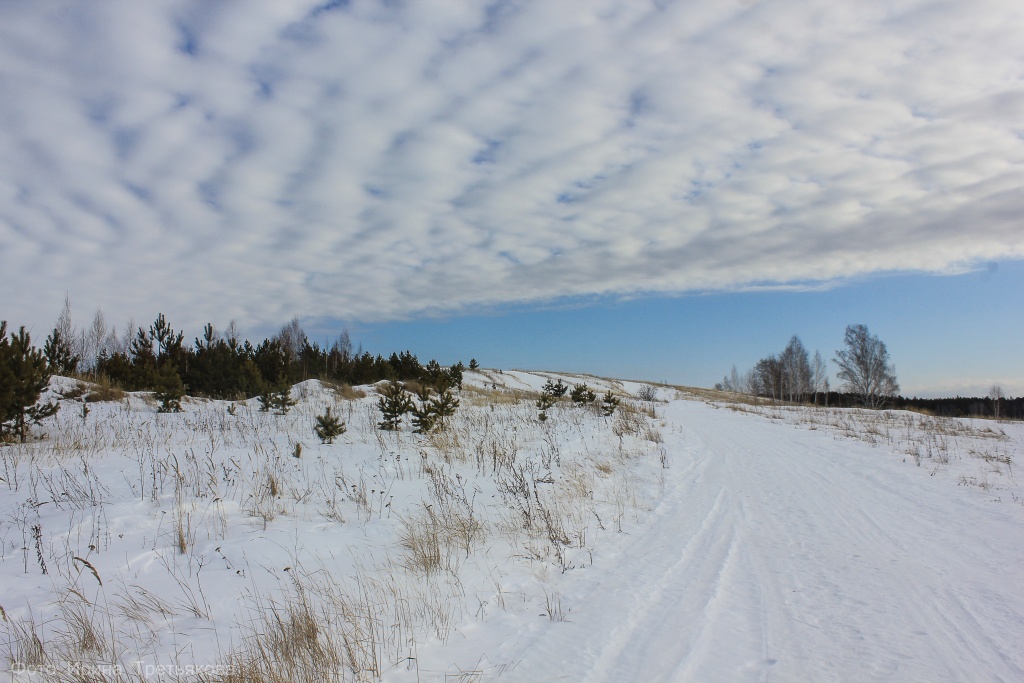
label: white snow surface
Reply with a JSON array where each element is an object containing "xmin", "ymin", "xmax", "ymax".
[{"xmin": 1, "ymin": 372, "xmax": 1022, "ymax": 682}]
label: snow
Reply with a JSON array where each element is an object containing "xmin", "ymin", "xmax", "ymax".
[{"xmin": 2, "ymin": 373, "xmax": 1022, "ymax": 682}]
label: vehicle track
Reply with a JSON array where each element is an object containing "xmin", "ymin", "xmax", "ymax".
[{"xmin": 502, "ymin": 400, "xmax": 1024, "ymax": 682}]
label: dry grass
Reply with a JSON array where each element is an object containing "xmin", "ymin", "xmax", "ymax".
[
  {"xmin": 2, "ymin": 372, "xmax": 672, "ymax": 682},
  {"xmin": 318, "ymin": 378, "xmax": 367, "ymax": 401},
  {"xmin": 83, "ymin": 375, "xmax": 127, "ymax": 403},
  {"xmin": 398, "ymin": 505, "xmax": 451, "ymax": 574},
  {"xmin": 461, "ymin": 383, "xmax": 539, "ymax": 407},
  {"xmin": 612, "ymin": 401, "xmax": 648, "ymax": 437}
]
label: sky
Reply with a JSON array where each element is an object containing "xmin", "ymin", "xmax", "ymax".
[{"xmin": 1, "ymin": 0, "xmax": 1022, "ymax": 397}]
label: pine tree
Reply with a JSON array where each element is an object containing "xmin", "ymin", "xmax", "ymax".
[
  {"xmin": 0, "ymin": 323, "xmax": 13, "ymax": 438},
  {"xmin": 536, "ymin": 378, "xmax": 566, "ymax": 421},
  {"xmin": 570, "ymin": 383, "xmax": 596, "ymax": 404},
  {"xmin": 273, "ymin": 385, "xmax": 296, "ymax": 414},
  {"xmin": 469, "ymin": 359, "xmax": 479, "ymax": 371},
  {"xmin": 378, "ymin": 380, "xmax": 413, "ymax": 431},
  {"xmin": 314, "ymin": 406, "xmax": 347, "ymax": 444},
  {"xmin": 543, "ymin": 379, "xmax": 568, "ymax": 397},
  {"xmin": 431, "ymin": 388, "xmax": 460, "ymax": 426},
  {"xmin": 601, "ymin": 391, "xmax": 620, "ymax": 416},
  {"xmin": 536, "ymin": 392, "xmax": 556, "ymax": 421},
  {"xmin": 447, "ymin": 362, "xmax": 465, "ymax": 390},
  {"xmin": 0, "ymin": 323, "xmax": 60, "ymax": 442},
  {"xmin": 411, "ymin": 386, "xmax": 437, "ymax": 434},
  {"xmin": 44, "ymin": 327, "xmax": 79, "ymax": 376},
  {"xmin": 153, "ymin": 362, "xmax": 184, "ymax": 413},
  {"xmin": 259, "ymin": 382, "xmax": 295, "ymax": 414}
]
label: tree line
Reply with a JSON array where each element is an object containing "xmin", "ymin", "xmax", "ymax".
[
  {"xmin": 85, "ymin": 313, "xmax": 465, "ymax": 401},
  {"xmin": 2, "ymin": 302, "xmax": 472, "ymax": 440},
  {"xmin": 717, "ymin": 324, "xmax": 900, "ymax": 408}
]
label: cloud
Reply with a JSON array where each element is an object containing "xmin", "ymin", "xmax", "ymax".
[{"xmin": 2, "ymin": 0, "xmax": 1023, "ymax": 334}]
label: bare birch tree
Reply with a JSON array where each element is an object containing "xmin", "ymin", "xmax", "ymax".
[{"xmin": 833, "ymin": 324, "xmax": 899, "ymax": 408}]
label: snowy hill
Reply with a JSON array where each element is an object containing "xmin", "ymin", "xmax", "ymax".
[{"xmin": 2, "ymin": 371, "xmax": 1022, "ymax": 682}]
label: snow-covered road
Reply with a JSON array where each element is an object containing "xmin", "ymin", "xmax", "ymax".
[{"xmin": 503, "ymin": 400, "xmax": 1024, "ymax": 682}]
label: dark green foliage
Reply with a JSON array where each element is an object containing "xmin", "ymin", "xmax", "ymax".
[
  {"xmin": 432, "ymin": 388, "xmax": 459, "ymax": 423},
  {"xmin": 411, "ymin": 385, "xmax": 460, "ymax": 434},
  {"xmin": 543, "ymin": 379, "xmax": 568, "ymax": 398},
  {"xmin": 469, "ymin": 359, "xmax": 479, "ymax": 371},
  {"xmin": 44, "ymin": 327, "xmax": 79, "ymax": 376},
  {"xmin": 39, "ymin": 308, "xmax": 478, "ymax": 408},
  {"xmin": 421, "ymin": 359, "xmax": 464, "ymax": 391},
  {"xmin": 150, "ymin": 313, "xmax": 185, "ymax": 362},
  {"xmin": 601, "ymin": 391, "xmax": 620, "ymax": 416},
  {"xmin": 253, "ymin": 338, "xmax": 290, "ymax": 388},
  {"xmin": 259, "ymin": 383, "xmax": 295, "ymax": 414},
  {"xmin": 448, "ymin": 362, "xmax": 465, "ymax": 390},
  {"xmin": 0, "ymin": 322, "xmax": 60, "ymax": 442},
  {"xmin": 153, "ymin": 362, "xmax": 184, "ymax": 413},
  {"xmin": 0, "ymin": 325, "xmax": 15, "ymax": 418},
  {"xmin": 536, "ymin": 392, "xmax": 556, "ymax": 421},
  {"xmin": 378, "ymin": 380, "xmax": 413, "ymax": 431},
  {"xmin": 411, "ymin": 386, "xmax": 437, "ymax": 434},
  {"xmin": 423, "ymin": 360, "xmax": 446, "ymax": 389},
  {"xmin": 188, "ymin": 327, "xmax": 263, "ymax": 399},
  {"xmin": 314, "ymin": 406, "xmax": 347, "ymax": 444},
  {"xmin": 389, "ymin": 351, "xmax": 422, "ymax": 381},
  {"xmin": 570, "ymin": 383, "xmax": 596, "ymax": 404},
  {"xmin": 536, "ymin": 378, "xmax": 567, "ymax": 420}
]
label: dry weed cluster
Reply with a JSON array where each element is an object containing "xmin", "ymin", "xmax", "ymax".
[{"xmin": 1, "ymin": 376, "xmax": 666, "ymax": 681}]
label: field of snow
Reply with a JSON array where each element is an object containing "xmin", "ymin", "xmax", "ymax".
[{"xmin": 2, "ymin": 371, "xmax": 1022, "ymax": 682}]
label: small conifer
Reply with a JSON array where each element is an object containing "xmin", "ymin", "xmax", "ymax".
[
  {"xmin": 154, "ymin": 362, "xmax": 184, "ymax": 413},
  {"xmin": 571, "ymin": 383, "xmax": 597, "ymax": 404},
  {"xmin": 601, "ymin": 391, "xmax": 620, "ymax": 416},
  {"xmin": 314, "ymin": 406, "xmax": 347, "ymax": 444},
  {"xmin": 1, "ymin": 323, "xmax": 60, "ymax": 442},
  {"xmin": 543, "ymin": 379, "xmax": 568, "ymax": 398},
  {"xmin": 378, "ymin": 380, "xmax": 413, "ymax": 431}
]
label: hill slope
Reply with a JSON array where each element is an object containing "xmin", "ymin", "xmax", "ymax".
[{"xmin": 1, "ymin": 372, "xmax": 1021, "ymax": 682}]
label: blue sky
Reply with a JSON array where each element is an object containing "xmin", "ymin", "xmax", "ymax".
[
  {"xmin": 2, "ymin": 1, "xmax": 1022, "ymax": 397},
  {"xmin": 302, "ymin": 259, "xmax": 1024, "ymax": 398}
]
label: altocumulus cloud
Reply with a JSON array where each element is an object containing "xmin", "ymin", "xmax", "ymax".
[{"xmin": 2, "ymin": 0, "xmax": 1023, "ymax": 332}]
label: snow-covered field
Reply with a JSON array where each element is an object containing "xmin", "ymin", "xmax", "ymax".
[{"xmin": 2, "ymin": 371, "xmax": 1022, "ymax": 682}]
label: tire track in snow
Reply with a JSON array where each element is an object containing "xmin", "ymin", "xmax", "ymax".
[
  {"xmin": 501, "ymin": 399, "xmax": 1024, "ymax": 682},
  {"xmin": 682, "ymin": 401, "xmax": 1024, "ymax": 682},
  {"xmin": 503, "ymin": 418, "xmax": 763, "ymax": 682}
]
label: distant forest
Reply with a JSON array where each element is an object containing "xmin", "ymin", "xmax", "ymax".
[
  {"xmin": 813, "ymin": 392, "xmax": 1024, "ymax": 420},
  {"xmin": 28, "ymin": 305, "xmax": 470, "ymax": 401},
  {"xmin": 717, "ymin": 325, "xmax": 1020, "ymax": 420}
]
